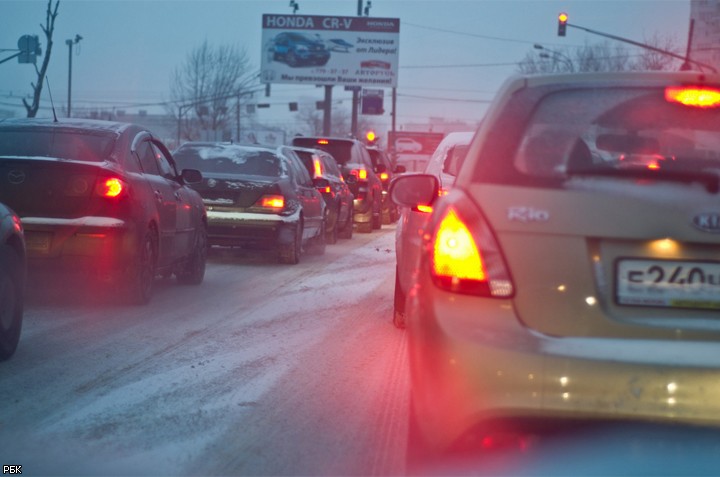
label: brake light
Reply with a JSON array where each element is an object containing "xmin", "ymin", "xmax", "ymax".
[
  {"xmin": 439, "ymin": 188, "xmax": 449, "ymax": 197},
  {"xmin": 259, "ymin": 195, "xmax": 285, "ymax": 209},
  {"xmin": 317, "ymin": 139, "xmax": 329, "ymax": 145},
  {"xmin": 416, "ymin": 204, "xmax": 433, "ymax": 213},
  {"xmin": 665, "ymin": 86, "xmax": 720, "ymax": 108},
  {"xmin": 379, "ymin": 172, "xmax": 389, "ymax": 181},
  {"xmin": 433, "ymin": 209, "xmax": 485, "ymax": 281},
  {"xmin": 352, "ymin": 168, "xmax": 368, "ymax": 180},
  {"xmin": 313, "ymin": 157, "xmax": 323, "ymax": 177},
  {"xmin": 428, "ymin": 194, "xmax": 513, "ymax": 297},
  {"xmin": 96, "ymin": 177, "xmax": 126, "ymax": 198}
]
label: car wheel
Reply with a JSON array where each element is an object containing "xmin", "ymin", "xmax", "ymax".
[
  {"xmin": 357, "ymin": 220, "xmax": 373, "ymax": 233},
  {"xmin": 126, "ymin": 228, "xmax": 157, "ymax": 305},
  {"xmin": 392, "ymin": 269, "xmax": 406, "ymax": 330},
  {"xmin": 0, "ymin": 245, "xmax": 23, "ymax": 361},
  {"xmin": 338, "ymin": 207, "xmax": 354, "ymax": 239},
  {"xmin": 326, "ymin": 211, "xmax": 339, "ymax": 245},
  {"xmin": 286, "ymin": 51, "xmax": 298, "ymax": 67},
  {"xmin": 176, "ymin": 225, "xmax": 207, "ymax": 285},
  {"xmin": 306, "ymin": 218, "xmax": 326, "ymax": 255},
  {"xmin": 278, "ymin": 221, "xmax": 302, "ymax": 264}
]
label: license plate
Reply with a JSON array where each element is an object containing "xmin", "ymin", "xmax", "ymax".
[
  {"xmin": 616, "ymin": 259, "xmax": 720, "ymax": 309},
  {"xmin": 24, "ymin": 231, "xmax": 52, "ymax": 254}
]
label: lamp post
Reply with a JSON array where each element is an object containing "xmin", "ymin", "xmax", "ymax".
[
  {"xmin": 534, "ymin": 43, "xmax": 573, "ymax": 72},
  {"xmin": 66, "ymin": 34, "xmax": 82, "ymax": 117}
]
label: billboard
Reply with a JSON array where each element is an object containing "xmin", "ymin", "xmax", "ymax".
[{"xmin": 260, "ymin": 14, "xmax": 399, "ymax": 88}]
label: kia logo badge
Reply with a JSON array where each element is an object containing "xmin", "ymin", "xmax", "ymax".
[
  {"xmin": 693, "ymin": 213, "xmax": 720, "ymax": 233},
  {"xmin": 8, "ymin": 170, "xmax": 26, "ymax": 185}
]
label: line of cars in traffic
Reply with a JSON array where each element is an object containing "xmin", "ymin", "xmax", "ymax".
[{"xmin": 0, "ymin": 117, "xmax": 404, "ymax": 360}]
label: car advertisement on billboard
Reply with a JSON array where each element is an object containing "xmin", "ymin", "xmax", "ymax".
[{"xmin": 260, "ymin": 14, "xmax": 400, "ymax": 88}]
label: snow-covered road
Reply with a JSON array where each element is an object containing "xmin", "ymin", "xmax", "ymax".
[{"xmin": 1, "ymin": 226, "xmax": 408, "ymax": 475}]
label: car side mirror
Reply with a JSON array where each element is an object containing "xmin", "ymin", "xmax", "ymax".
[
  {"xmin": 394, "ymin": 164, "xmax": 407, "ymax": 174},
  {"xmin": 313, "ymin": 177, "xmax": 330, "ymax": 189},
  {"xmin": 389, "ymin": 174, "xmax": 438, "ymax": 208},
  {"xmin": 181, "ymin": 168, "xmax": 202, "ymax": 184}
]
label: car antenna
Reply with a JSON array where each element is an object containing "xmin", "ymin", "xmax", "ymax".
[{"xmin": 44, "ymin": 73, "xmax": 59, "ymax": 122}]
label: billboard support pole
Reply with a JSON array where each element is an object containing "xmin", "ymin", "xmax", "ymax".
[{"xmin": 323, "ymin": 85, "xmax": 332, "ymax": 136}]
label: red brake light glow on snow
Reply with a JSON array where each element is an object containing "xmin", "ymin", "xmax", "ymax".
[
  {"xmin": 433, "ymin": 208, "xmax": 486, "ymax": 282},
  {"xmin": 665, "ymin": 86, "xmax": 720, "ymax": 108}
]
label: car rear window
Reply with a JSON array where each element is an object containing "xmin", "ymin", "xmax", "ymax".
[
  {"xmin": 513, "ymin": 87, "xmax": 720, "ymax": 179},
  {"xmin": 174, "ymin": 145, "xmax": 281, "ymax": 177},
  {"xmin": 292, "ymin": 138, "xmax": 352, "ymax": 166},
  {"xmin": 0, "ymin": 129, "xmax": 115, "ymax": 162}
]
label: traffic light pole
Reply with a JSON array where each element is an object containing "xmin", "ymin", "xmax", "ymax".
[{"xmin": 564, "ymin": 21, "xmax": 717, "ymax": 73}]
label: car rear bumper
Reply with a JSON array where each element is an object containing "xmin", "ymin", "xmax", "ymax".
[
  {"xmin": 407, "ymin": 278, "xmax": 720, "ymax": 453},
  {"xmin": 206, "ymin": 210, "xmax": 299, "ymax": 248},
  {"xmin": 21, "ymin": 216, "xmax": 137, "ymax": 274}
]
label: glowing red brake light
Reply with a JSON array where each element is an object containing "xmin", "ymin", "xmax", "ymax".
[
  {"xmin": 259, "ymin": 195, "xmax": 285, "ymax": 209},
  {"xmin": 428, "ymin": 195, "xmax": 514, "ymax": 297},
  {"xmin": 313, "ymin": 157, "xmax": 323, "ymax": 177},
  {"xmin": 665, "ymin": 86, "xmax": 720, "ymax": 108},
  {"xmin": 317, "ymin": 139, "xmax": 329, "ymax": 145},
  {"xmin": 96, "ymin": 177, "xmax": 126, "ymax": 198},
  {"xmin": 379, "ymin": 172, "xmax": 389, "ymax": 181},
  {"xmin": 353, "ymin": 168, "xmax": 368, "ymax": 180},
  {"xmin": 433, "ymin": 208, "xmax": 486, "ymax": 281}
]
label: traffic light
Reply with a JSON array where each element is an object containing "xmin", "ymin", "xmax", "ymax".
[
  {"xmin": 557, "ymin": 12, "xmax": 568, "ymax": 37},
  {"xmin": 365, "ymin": 130, "xmax": 377, "ymax": 145}
]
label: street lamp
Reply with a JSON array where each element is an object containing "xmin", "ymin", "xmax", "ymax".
[
  {"xmin": 66, "ymin": 34, "xmax": 82, "ymax": 117},
  {"xmin": 534, "ymin": 43, "xmax": 573, "ymax": 72}
]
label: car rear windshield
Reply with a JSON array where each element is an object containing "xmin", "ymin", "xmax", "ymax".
[
  {"xmin": 292, "ymin": 138, "xmax": 352, "ymax": 166},
  {"xmin": 174, "ymin": 145, "xmax": 282, "ymax": 177},
  {"xmin": 0, "ymin": 129, "xmax": 116, "ymax": 162},
  {"xmin": 513, "ymin": 86, "xmax": 720, "ymax": 179}
]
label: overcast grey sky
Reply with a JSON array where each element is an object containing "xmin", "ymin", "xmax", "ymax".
[{"xmin": 0, "ymin": 0, "xmax": 691, "ymax": 129}]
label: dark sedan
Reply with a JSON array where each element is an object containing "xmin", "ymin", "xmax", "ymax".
[
  {"xmin": 0, "ymin": 118, "xmax": 208, "ymax": 305},
  {"xmin": 173, "ymin": 142, "xmax": 327, "ymax": 264},
  {"xmin": 0, "ymin": 201, "xmax": 25, "ymax": 360},
  {"xmin": 291, "ymin": 146, "xmax": 354, "ymax": 243}
]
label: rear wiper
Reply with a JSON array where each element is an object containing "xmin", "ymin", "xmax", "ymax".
[{"xmin": 565, "ymin": 167, "xmax": 720, "ymax": 194}]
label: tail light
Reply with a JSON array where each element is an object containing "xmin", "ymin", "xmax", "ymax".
[
  {"xmin": 254, "ymin": 194, "xmax": 285, "ymax": 211},
  {"xmin": 665, "ymin": 85, "xmax": 720, "ymax": 108},
  {"xmin": 351, "ymin": 168, "xmax": 368, "ymax": 180},
  {"xmin": 427, "ymin": 191, "xmax": 513, "ymax": 297},
  {"xmin": 379, "ymin": 171, "xmax": 389, "ymax": 182},
  {"xmin": 95, "ymin": 177, "xmax": 128, "ymax": 199},
  {"xmin": 313, "ymin": 157, "xmax": 324, "ymax": 177}
]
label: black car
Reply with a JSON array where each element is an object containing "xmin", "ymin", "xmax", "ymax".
[
  {"xmin": 0, "ymin": 118, "xmax": 208, "ymax": 304},
  {"xmin": 367, "ymin": 146, "xmax": 405, "ymax": 224},
  {"xmin": 267, "ymin": 32, "xmax": 330, "ymax": 67},
  {"xmin": 0, "ymin": 201, "xmax": 25, "ymax": 361},
  {"xmin": 291, "ymin": 137, "xmax": 383, "ymax": 233},
  {"xmin": 173, "ymin": 142, "xmax": 327, "ymax": 264},
  {"xmin": 291, "ymin": 146, "xmax": 354, "ymax": 243}
]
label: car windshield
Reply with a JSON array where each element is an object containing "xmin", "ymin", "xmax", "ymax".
[
  {"xmin": 174, "ymin": 145, "xmax": 282, "ymax": 177},
  {"xmin": 514, "ymin": 87, "xmax": 720, "ymax": 178},
  {"xmin": 0, "ymin": 129, "xmax": 115, "ymax": 162}
]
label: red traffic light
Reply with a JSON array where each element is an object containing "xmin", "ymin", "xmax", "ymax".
[
  {"xmin": 365, "ymin": 130, "xmax": 377, "ymax": 144},
  {"xmin": 558, "ymin": 12, "xmax": 568, "ymax": 36}
]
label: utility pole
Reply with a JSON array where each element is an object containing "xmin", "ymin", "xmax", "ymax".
[
  {"xmin": 65, "ymin": 34, "xmax": 82, "ymax": 117},
  {"xmin": 350, "ymin": 0, "xmax": 371, "ymax": 138}
]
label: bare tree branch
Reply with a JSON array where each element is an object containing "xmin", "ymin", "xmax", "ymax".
[{"xmin": 25, "ymin": 0, "xmax": 59, "ymax": 118}]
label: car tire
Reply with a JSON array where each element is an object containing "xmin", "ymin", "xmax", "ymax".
[
  {"xmin": 126, "ymin": 228, "xmax": 157, "ymax": 305},
  {"xmin": 306, "ymin": 218, "xmax": 326, "ymax": 255},
  {"xmin": 176, "ymin": 225, "xmax": 207, "ymax": 285},
  {"xmin": 278, "ymin": 221, "xmax": 302, "ymax": 264},
  {"xmin": 326, "ymin": 208, "xmax": 339, "ymax": 245},
  {"xmin": 0, "ymin": 245, "xmax": 23, "ymax": 361},
  {"xmin": 392, "ymin": 269, "xmax": 406, "ymax": 330},
  {"xmin": 338, "ymin": 207, "xmax": 354, "ymax": 239},
  {"xmin": 357, "ymin": 220, "xmax": 373, "ymax": 233}
]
